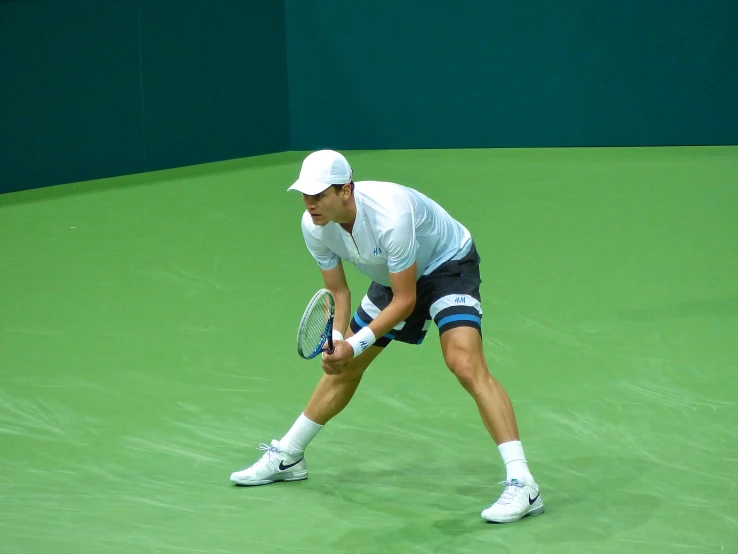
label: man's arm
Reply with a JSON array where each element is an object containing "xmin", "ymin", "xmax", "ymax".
[
  {"xmin": 361, "ymin": 209, "xmax": 418, "ymax": 342},
  {"xmin": 323, "ymin": 262, "xmax": 417, "ymax": 366},
  {"xmin": 340, "ymin": 210, "xmax": 419, "ymax": 359},
  {"xmin": 363, "ymin": 262, "xmax": 417, "ymax": 341},
  {"xmin": 320, "ymin": 261, "xmax": 351, "ymax": 337}
]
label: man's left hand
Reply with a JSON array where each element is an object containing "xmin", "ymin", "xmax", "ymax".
[{"xmin": 321, "ymin": 340, "xmax": 354, "ymax": 375}]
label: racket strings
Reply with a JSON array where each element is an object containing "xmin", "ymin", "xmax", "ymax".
[{"xmin": 298, "ymin": 293, "xmax": 333, "ymax": 356}]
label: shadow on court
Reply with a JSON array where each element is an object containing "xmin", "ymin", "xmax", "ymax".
[{"xmin": 304, "ymin": 454, "xmax": 658, "ymax": 552}]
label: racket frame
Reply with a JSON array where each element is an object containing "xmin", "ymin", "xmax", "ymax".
[{"xmin": 296, "ymin": 288, "xmax": 335, "ymax": 359}]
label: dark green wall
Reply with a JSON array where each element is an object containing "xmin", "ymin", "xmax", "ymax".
[
  {"xmin": 3, "ymin": 1, "xmax": 737, "ymax": 195},
  {"xmin": 0, "ymin": 1, "xmax": 289, "ymax": 194},
  {"xmin": 286, "ymin": 1, "xmax": 738, "ymax": 150}
]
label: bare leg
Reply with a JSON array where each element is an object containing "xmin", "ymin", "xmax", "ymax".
[
  {"xmin": 440, "ymin": 326, "xmax": 519, "ymax": 444},
  {"xmin": 229, "ymin": 332, "xmax": 385, "ymax": 486},
  {"xmin": 304, "ymin": 329, "xmax": 384, "ymax": 425}
]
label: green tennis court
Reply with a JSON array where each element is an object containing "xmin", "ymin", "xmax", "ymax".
[{"xmin": 1, "ymin": 146, "xmax": 737, "ymax": 553}]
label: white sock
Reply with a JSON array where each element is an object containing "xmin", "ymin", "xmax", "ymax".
[
  {"xmin": 498, "ymin": 440, "xmax": 535, "ymax": 485},
  {"xmin": 278, "ymin": 413, "xmax": 323, "ymax": 455}
]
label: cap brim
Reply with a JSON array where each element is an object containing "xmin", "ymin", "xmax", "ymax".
[{"xmin": 287, "ymin": 179, "xmax": 332, "ymax": 195}]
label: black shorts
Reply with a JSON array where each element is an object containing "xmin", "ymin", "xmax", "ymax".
[{"xmin": 349, "ymin": 242, "xmax": 482, "ymax": 347}]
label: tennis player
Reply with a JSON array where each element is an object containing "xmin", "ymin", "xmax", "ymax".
[{"xmin": 230, "ymin": 150, "xmax": 544, "ymax": 524}]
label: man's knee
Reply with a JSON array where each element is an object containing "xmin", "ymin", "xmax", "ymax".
[
  {"xmin": 344, "ymin": 355, "xmax": 372, "ymax": 378},
  {"xmin": 445, "ymin": 351, "xmax": 475, "ymax": 386},
  {"xmin": 441, "ymin": 329, "xmax": 489, "ymax": 394}
]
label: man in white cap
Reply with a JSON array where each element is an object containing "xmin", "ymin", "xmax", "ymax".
[{"xmin": 230, "ymin": 150, "xmax": 544, "ymax": 524}]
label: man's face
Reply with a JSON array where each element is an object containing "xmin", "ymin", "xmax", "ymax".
[{"xmin": 302, "ymin": 186, "xmax": 347, "ymax": 226}]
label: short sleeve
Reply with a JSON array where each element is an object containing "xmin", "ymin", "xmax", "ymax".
[
  {"xmin": 381, "ymin": 212, "xmax": 419, "ymax": 273},
  {"xmin": 301, "ymin": 216, "xmax": 340, "ymax": 271}
]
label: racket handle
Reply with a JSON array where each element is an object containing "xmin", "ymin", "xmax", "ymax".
[{"xmin": 327, "ymin": 328, "xmax": 342, "ymax": 354}]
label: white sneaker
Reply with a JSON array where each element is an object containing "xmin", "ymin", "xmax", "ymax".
[
  {"xmin": 230, "ymin": 440, "xmax": 307, "ymax": 486},
  {"xmin": 481, "ymin": 479, "xmax": 544, "ymax": 523}
]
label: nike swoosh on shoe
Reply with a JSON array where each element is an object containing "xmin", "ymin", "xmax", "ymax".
[{"xmin": 279, "ymin": 459, "xmax": 303, "ymax": 471}]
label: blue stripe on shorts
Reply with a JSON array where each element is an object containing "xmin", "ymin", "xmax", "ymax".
[{"xmin": 436, "ymin": 314, "xmax": 482, "ymax": 330}]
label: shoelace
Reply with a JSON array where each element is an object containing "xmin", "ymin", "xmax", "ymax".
[
  {"xmin": 255, "ymin": 442, "xmax": 280, "ymax": 464},
  {"xmin": 496, "ymin": 480, "xmax": 526, "ymax": 506}
]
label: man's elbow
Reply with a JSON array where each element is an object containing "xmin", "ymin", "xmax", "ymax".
[
  {"xmin": 399, "ymin": 295, "xmax": 416, "ymax": 319},
  {"xmin": 330, "ymin": 287, "xmax": 351, "ymax": 301}
]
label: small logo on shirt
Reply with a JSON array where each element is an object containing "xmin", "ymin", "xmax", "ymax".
[
  {"xmin": 373, "ymin": 247, "xmax": 382, "ymax": 256},
  {"xmin": 455, "ymin": 296, "xmax": 466, "ymax": 304}
]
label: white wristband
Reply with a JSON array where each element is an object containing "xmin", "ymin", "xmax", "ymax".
[{"xmin": 346, "ymin": 327, "xmax": 376, "ymax": 357}]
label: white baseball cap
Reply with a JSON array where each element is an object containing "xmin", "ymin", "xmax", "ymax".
[{"xmin": 288, "ymin": 150, "xmax": 352, "ymax": 195}]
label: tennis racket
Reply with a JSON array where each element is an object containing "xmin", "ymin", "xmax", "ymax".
[{"xmin": 296, "ymin": 288, "xmax": 335, "ymax": 359}]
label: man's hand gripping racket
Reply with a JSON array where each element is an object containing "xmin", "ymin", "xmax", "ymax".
[
  {"xmin": 297, "ymin": 289, "xmax": 371, "ymax": 374},
  {"xmin": 295, "ymin": 288, "xmax": 347, "ymax": 374}
]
